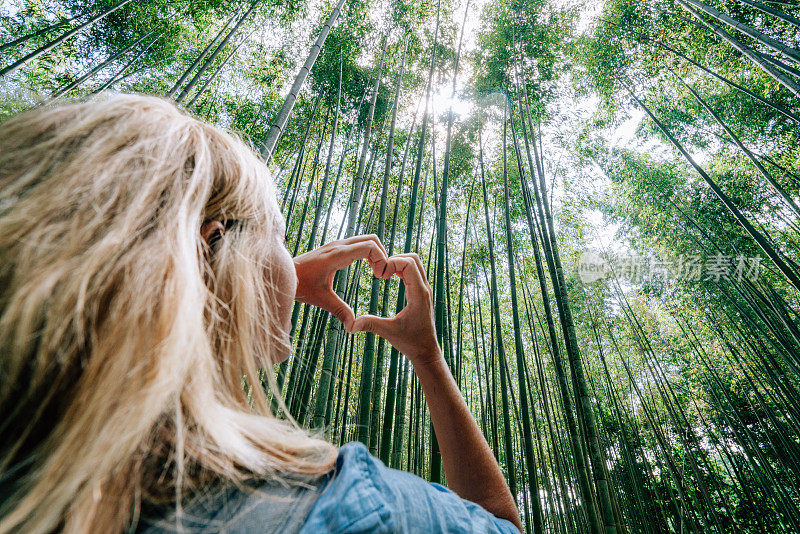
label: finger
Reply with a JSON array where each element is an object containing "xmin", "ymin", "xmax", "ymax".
[
  {"xmin": 410, "ymin": 253, "xmax": 434, "ymax": 294},
  {"xmin": 317, "ymin": 291, "xmax": 355, "ymax": 331},
  {"xmin": 351, "ymin": 314, "xmax": 399, "ymax": 339},
  {"xmin": 343, "ymin": 235, "xmax": 391, "ymax": 277},
  {"xmin": 392, "ymin": 254, "xmax": 431, "ymax": 292},
  {"xmin": 386, "ymin": 256, "xmax": 429, "ymax": 303},
  {"xmin": 329, "ymin": 240, "xmax": 389, "ymax": 274},
  {"xmin": 395, "ymin": 253, "xmax": 432, "ymax": 292},
  {"xmin": 339, "ymin": 234, "xmax": 387, "ymax": 258}
]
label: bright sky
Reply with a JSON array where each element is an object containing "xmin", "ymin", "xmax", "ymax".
[
  {"xmin": 301, "ymin": 0, "xmax": 662, "ymax": 270},
  {"xmin": 392, "ymin": 0, "xmax": 655, "ymax": 269}
]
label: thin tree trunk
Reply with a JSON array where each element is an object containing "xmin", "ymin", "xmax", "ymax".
[
  {"xmin": 624, "ymin": 81, "xmax": 800, "ymax": 291},
  {"xmin": 307, "ymin": 54, "xmax": 343, "ymax": 251},
  {"xmin": 682, "ymin": 0, "xmax": 800, "ymax": 62},
  {"xmin": 374, "ymin": 36, "xmax": 416, "ymax": 462},
  {"xmin": 517, "ymin": 84, "xmax": 602, "ymax": 533},
  {"xmin": 454, "ymin": 176, "xmax": 476, "ymax": 390},
  {"xmin": 284, "ymin": 94, "xmax": 323, "ymax": 223},
  {"xmin": 168, "ymin": 7, "xmax": 241, "ymax": 98},
  {"xmin": 622, "ymin": 27, "xmax": 800, "ymax": 125},
  {"xmin": 52, "ymin": 27, "xmax": 160, "ymax": 98},
  {"xmin": 676, "ymin": 74, "xmax": 800, "ymax": 219},
  {"xmin": 1, "ymin": 0, "xmax": 137, "ymax": 77},
  {"xmin": 310, "ymin": 56, "xmax": 344, "ymax": 429},
  {"xmin": 0, "ymin": 18, "xmax": 71, "ymax": 53},
  {"xmin": 366, "ymin": 36, "xmax": 408, "ymax": 453},
  {"xmin": 678, "ymin": 0, "xmax": 800, "ymax": 98},
  {"xmin": 350, "ymin": 35, "xmax": 388, "ymax": 447},
  {"xmin": 89, "ymin": 32, "xmax": 161, "ymax": 95},
  {"xmin": 185, "ymin": 29, "xmax": 255, "ymax": 108},
  {"xmin": 291, "ymin": 118, "xmax": 329, "ymax": 257},
  {"xmin": 526, "ymin": 109, "xmax": 618, "ymax": 533},
  {"xmin": 176, "ymin": 1, "xmax": 261, "ymax": 103},
  {"xmin": 738, "ymin": 0, "xmax": 800, "ymax": 30},
  {"xmin": 503, "ymin": 113, "xmax": 543, "ymax": 531},
  {"xmin": 386, "ymin": 0, "xmax": 441, "ymax": 467},
  {"xmin": 428, "ymin": 7, "xmax": 470, "ymax": 424},
  {"xmin": 479, "ymin": 126, "xmax": 518, "ymax": 502},
  {"xmin": 260, "ymin": 0, "xmax": 348, "ymax": 161}
]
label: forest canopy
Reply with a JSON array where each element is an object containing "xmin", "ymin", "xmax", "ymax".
[{"xmin": 3, "ymin": 0, "xmax": 800, "ymax": 532}]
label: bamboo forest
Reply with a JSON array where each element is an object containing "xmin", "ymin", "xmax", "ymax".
[{"xmin": 5, "ymin": 0, "xmax": 800, "ymax": 531}]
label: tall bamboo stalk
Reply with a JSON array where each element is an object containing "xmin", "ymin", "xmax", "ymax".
[
  {"xmin": 678, "ymin": 0, "xmax": 800, "ymax": 98},
  {"xmin": 1, "ymin": 0, "xmax": 137, "ymax": 77},
  {"xmin": 260, "ymin": 0, "xmax": 348, "ymax": 161},
  {"xmin": 624, "ymin": 81, "xmax": 800, "ymax": 292}
]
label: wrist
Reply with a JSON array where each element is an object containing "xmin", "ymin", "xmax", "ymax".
[{"xmin": 411, "ymin": 348, "xmax": 447, "ymax": 376}]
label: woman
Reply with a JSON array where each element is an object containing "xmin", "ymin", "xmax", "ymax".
[{"xmin": 0, "ymin": 95, "xmax": 521, "ymax": 533}]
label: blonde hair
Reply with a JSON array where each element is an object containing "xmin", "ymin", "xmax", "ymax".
[{"xmin": 0, "ymin": 94, "xmax": 336, "ymax": 533}]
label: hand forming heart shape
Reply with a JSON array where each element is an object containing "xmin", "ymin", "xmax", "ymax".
[
  {"xmin": 293, "ymin": 235, "xmax": 441, "ymax": 365},
  {"xmin": 293, "ymin": 234, "xmax": 392, "ymax": 332}
]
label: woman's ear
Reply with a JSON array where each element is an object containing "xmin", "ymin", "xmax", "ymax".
[{"xmin": 200, "ymin": 220, "xmax": 225, "ymax": 246}]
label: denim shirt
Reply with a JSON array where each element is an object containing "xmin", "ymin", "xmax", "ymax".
[
  {"xmin": 301, "ymin": 441, "xmax": 519, "ymax": 533},
  {"xmin": 138, "ymin": 441, "xmax": 518, "ymax": 533}
]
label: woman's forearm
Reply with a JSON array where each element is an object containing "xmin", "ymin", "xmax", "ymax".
[
  {"xmin": 347, "ymin": 253, "xmax": 521, "ymax": 529},
  {"xmin": 414, "ymin": 353, "xmax": 522, "ymax": 531}
]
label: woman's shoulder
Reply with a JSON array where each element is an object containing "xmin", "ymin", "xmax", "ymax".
[
  {"xmin": 136, "ymin": 442, "xmax": 517, "ymax": 534},
  {"xmin": 136, "ymin": 472, "xmax": 329, "ymax": 534},
  {"xmin": 300, "ymin": 441, "xmax": 519, "ymax": 534}
]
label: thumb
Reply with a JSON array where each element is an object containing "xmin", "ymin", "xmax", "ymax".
[
  {"xmin": 319, "ymin": 291, "xmax": 355, "ymax": 332},
  {"xmin": 351, "ymin": 314, "xmax": 396, "ymax": 339}
]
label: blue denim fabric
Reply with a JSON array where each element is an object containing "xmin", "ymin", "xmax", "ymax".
[
  {"xmin": 136, "ymin": 441, "xmax": 518, "ymax": 533},
  {"xmin": 300, "ymin": 442, "xmax": 519, "ymax": 534}
]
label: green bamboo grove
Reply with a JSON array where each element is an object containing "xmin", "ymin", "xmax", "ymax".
[{"xmin": 3, "ymin": 0, "xmax": 800, "ymax": 531}]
